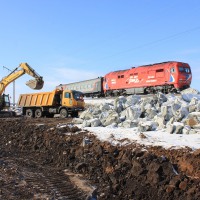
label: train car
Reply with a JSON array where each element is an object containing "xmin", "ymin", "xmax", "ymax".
[
  {"xmin": 56, "ymin": 77, "xmax": 104, "ymax": 97},
  {"xmin": 103, "ymin": 61, "xmax": 192, "ymax": 96}
]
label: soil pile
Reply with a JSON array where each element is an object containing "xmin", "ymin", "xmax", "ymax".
[{"xmin": 0, "ymin": 118, "xmax": 199, "ymax": 200}]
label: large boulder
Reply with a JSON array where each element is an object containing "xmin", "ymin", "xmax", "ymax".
[
  {"xmin": 166, "ymin": 122, "xmax": 184, "ymax": 134},
  {"xmin": 72, "ymin": 118, "xmax": 84, "ymax": 124},
  {"xmin": 145, "ymin": 108, "xmax": 158, "ymax": 119},
  {"xmin": 100, "ymin": 103, "xmax": 114, "ymax": 111},
  {"xmin": 138, "ymin": 120, "xmax": 158, "ymax": 132},
  {"xmin": 90, "ymin": 118, "xmax": 102, "ymax": 127},
  {"xmin": 184, "ymin": 112, "xmax": 200, "ymax": 128},
  {"xmin": 182, "ymin": 94, "xmax": 200, "ymax": 103},
  {"xmin": 79, "ymin": 110, "xmax": 94, "ymax": 120},
  {"xmin": 171, "ymin": 105, "xmax": 189, "ymax": 121},
  {"xmin": 125, "ymin": 95, "xmax": 141, "ymax": 107},
  {"xmin": 181, "ymin": 87, "xmax": 199, "ymax": 95},
  {"xmin": 161, "ymin": 105, "xmax": 173, "ymax": 121},
  {"xmin": 118, "ymin": 120, "xmax": 139, "ymax": 128},
  {"xmin": 121, "ymin": 106, "xmax": 142, "ymax": 121},
  {"xmin": 154, "ymin": 115, "xmax": 166, "ymax": 129},
  {"xmin": 114, "ymin": 96, "xmax": 126, "ymax": 113},
  {"xmin": 101, "ymin": 111, "xmax": 120, "ymax": 127},
  {"xmin": 82, "ymin": 120, "xmax": 92, "ymax": 127},
  {"xmin": 157, "ymin": 92, "xmax": 168, "ymax": 103}
]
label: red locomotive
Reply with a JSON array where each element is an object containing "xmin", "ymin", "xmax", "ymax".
[
  {"xmin": 103, "ymin": 61, "xmax": 192, "ymax": 96},
  {"xmin": 57, "ymin": 61, "xmax": 192, "ymax": 97}
]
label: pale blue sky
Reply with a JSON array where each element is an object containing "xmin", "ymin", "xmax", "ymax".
[{"xmin": 0, "ymin": 0, "xmax": 200, "ymax": 103}]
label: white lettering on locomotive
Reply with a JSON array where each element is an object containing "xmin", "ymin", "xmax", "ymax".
[
  {"xmin": 128, "ymin": 77, "xmax": 140, "ymax": 83},
  {"xmin": 146, "ymin": 80, "xmax": 157, "ymax": 83},
  {"xmin": 148, "ymin": 76, "xmax": 155, "ymax": 79},
  {"xmin": 111, "ymin": 79, "xmax": 116, "ymax": 84}
]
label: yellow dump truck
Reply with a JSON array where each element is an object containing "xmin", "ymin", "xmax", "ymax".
[{"xmin": 18, "ymin": 89, "xmax": 85, "ymax": 118}]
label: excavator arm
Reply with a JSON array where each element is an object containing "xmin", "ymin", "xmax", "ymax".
[{"xmin": 0, "ymin": 63, "xmax": 44, "ymax": 95}]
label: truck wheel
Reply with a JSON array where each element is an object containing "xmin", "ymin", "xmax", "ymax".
[
  {"xmin": 35, "ymin": 109, "xmax": 43, "ymax": 118},
  {"xmin": 60, "ymin": 108, "xmax": 68, "ymax": 118},
  {"xmin": 26, "ymin": 109, "xmax": 34, "ymax": 118}
]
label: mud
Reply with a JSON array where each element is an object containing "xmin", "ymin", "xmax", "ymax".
[{"xmin": 0, "ymin": 117, "xmax": 199, "ymax": 200}]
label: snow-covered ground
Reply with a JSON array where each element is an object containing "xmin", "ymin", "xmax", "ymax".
[{"xmin": 79, "ymin": 126, "xmax": 200, "ymax": 150}]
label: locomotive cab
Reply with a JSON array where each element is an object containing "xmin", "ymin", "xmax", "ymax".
[{"xmin": 171, "ymin": 63, "xmax": 192, "ymax": 90}]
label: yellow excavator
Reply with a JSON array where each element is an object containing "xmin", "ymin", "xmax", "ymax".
[{"xmin": 0, "ymin": 62, "xmax": 44, "ymax": 117}]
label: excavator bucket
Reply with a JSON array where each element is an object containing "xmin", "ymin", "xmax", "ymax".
[{"xmin": 26, "ymin": 79, "xmax": 44, "ymax": 90}]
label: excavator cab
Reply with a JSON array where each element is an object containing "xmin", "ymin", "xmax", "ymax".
[{"xmin": 0, "ymin": 94, "xmax": 10, "ymax": 110}]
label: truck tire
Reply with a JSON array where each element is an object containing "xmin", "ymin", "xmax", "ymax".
[
  {"xmin": 26, "ymin": 109, "xmax": 34, "ymax": 118},
  {"xmin": 60, "ymin": 108, "xmax": 68, "ymax": 118},
  {"xmin": 35, "ymin": 108, "xmax": 43, "ymax": 118}
]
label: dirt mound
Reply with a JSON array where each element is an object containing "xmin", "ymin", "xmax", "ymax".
[{"xmin": 0, "ymin": 118, "xmax": 199, "ymax": 200}]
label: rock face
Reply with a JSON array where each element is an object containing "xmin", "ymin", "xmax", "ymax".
[
  {"xmin": 74, "ymin": 90, "xmax": 200, "ymax": 135},
  {"xmin": 0, "ymin": 118, "xmax": 199, "ymax": 200}
]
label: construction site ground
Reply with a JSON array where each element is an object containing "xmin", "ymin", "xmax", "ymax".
[{"xmin": 0, "ymin": 117, "xmax": 199, "ymax": 200}]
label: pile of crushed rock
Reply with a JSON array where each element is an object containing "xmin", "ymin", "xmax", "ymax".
[{"xmin": 73, "ymin": 88, "xmax": 200, "ymax": 135}]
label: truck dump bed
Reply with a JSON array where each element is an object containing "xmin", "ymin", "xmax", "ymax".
[{"xmin": 18, "ymin": 90, "xmax": 57, "ymax": 107}]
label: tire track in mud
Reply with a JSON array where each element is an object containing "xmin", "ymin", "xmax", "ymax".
[
  {"xmin": 0, "ymin": 156, "xmax": 88, "ymax": 200},
  {"xmin": 25, "ymin": 171, "xmax": 86, "ymax": 199}
]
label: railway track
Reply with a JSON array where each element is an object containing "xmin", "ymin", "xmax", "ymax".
[{"xmin": 84, "ymin": 93, "xmax": 181, "ymax": 105}]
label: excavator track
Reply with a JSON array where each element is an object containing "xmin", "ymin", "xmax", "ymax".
[{"xmin": 0, "ymin": 111, "xmax": 16, "ymax": 118}]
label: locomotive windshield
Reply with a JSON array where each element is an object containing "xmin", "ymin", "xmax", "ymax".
[{"xmin": 179, "ymin": 67, "xmax": 191, "ymax": 73}]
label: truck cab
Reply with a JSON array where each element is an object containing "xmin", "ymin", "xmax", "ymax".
[
  {"xmin": 58, "ymin": 90, "xmax": 85, "ymax": 118},
  {"xmin": 61, "ymin": 90, "xmax": 85, "ymax": 108}
]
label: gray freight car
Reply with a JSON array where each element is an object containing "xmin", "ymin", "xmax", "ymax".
[{"xmin": 56, "ymin": 77, "xmax": 104, "ymax": 97}]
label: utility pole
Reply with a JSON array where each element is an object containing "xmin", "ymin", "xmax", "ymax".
[{"xmin": 3, "ymin": 66, "xmax": 15, "ymax": 106}]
